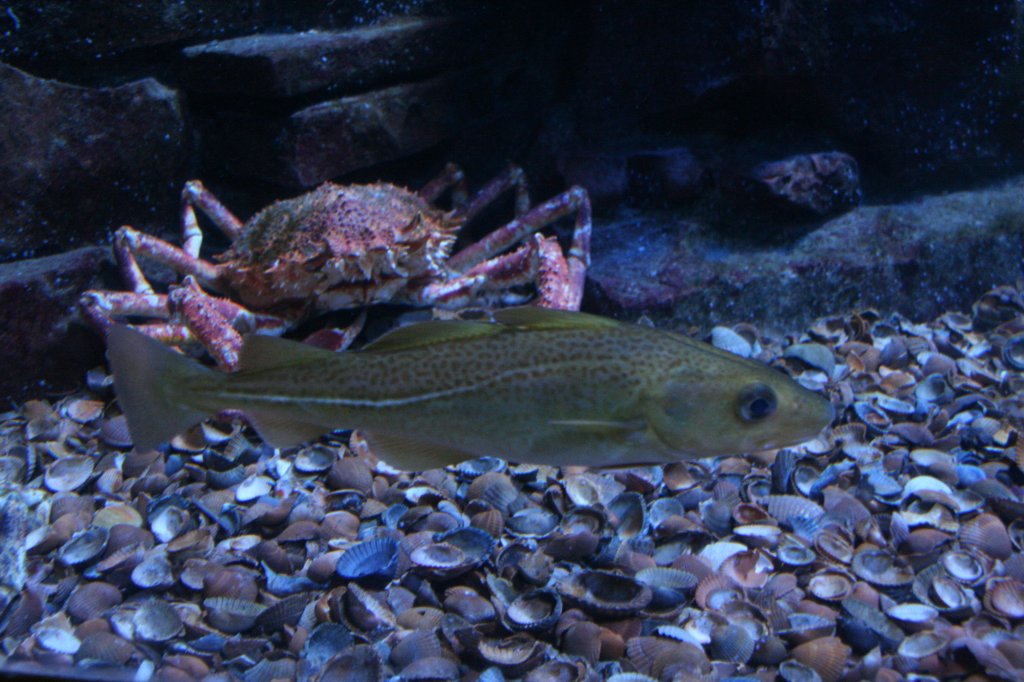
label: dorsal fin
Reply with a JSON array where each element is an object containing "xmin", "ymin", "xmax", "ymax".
[
  {"xmin": 360, "ymin": 319, "xmax": 500, "ymax": 353},
  {"xmin": 238, "ymin": 335, "xmax": 337, "ymax": 372},
  {"xmin": 361, "ymin": 307, "xmax": 622, "ymax": 354},
  {"xmin": 492, "ymin": 306, "xmax": 622, "ymax": 331}
]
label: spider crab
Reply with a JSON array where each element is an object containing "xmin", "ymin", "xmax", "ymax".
[{"xmin": 81, "ymin": 164, "xmax": 592, "ymax": 370}]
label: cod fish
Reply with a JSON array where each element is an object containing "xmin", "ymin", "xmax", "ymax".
[{"xmin": 107, "ymin": 306, "xmax": 833, "ymax": 471}]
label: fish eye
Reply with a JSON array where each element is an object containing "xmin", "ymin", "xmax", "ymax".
[{"xmin": 737, "ymin": 383, "xmax": 777, "ymax": 422}]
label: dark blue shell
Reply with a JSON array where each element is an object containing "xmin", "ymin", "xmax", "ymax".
[{"xmin": 334, "ymin": 536, "xmax": 399, "ymax": 588}]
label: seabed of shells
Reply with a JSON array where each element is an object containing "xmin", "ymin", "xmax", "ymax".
[{"xmin": 3, "ymin": 287, "xmax": 1024, "ymax": 682}]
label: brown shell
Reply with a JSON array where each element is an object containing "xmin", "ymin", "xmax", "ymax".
[
  {"xmin": 67, "ymin": 582, "xmax": 122, "ymax": 624},
  {"xmin": 75, "ymin": 631, "xmax": 134, "ymax": 665},
  {"xmin": 960, "ymin": 513, "xmax": 1013, "ymax": 560},
  {"xmin": 790, "ymin": 636, "xmax": 851, "ymax": 682},
  {"xmin": 983, "ymin": 577, "xmax": 1024, "ymax": 619}
]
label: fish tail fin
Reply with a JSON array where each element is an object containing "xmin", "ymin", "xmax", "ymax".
[{"xmin": 106, "ymin": 325, "xmax": 223, "ymax": 451}]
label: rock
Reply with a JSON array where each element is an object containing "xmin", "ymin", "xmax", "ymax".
[
  {"xmin": 208, "ymin": 60, "xmax": 551, "ymax": 187},
  {"xmin": 746, "ymin": 152, "xmax": 861, "ymax": 217},
  {"xmin": 181, "ymin": 14, "xmax": 505, "ymax": 98},
  {"xmin": 0, "ymin": 63, "xmax": 187, "ymax": 260},
  {"xmin": 721, "ymin": 151, "xmax": 861, "ymax": 222},
  {"xmin": 587, "ymin": 175, "xmax": 1024, "ymax": 334},
  {"xmin": 0, "ymin": 247, "xmax": 109, "ymax": 400},
  {"xmin": 1, "ymin": 1, "xmax": 264, "ymax": 66}
]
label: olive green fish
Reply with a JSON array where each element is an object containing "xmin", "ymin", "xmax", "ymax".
[{"xmin": 106, "ymin": 307, "xmax": 833, "ymax": 471}]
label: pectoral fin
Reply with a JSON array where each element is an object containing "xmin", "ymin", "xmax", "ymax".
[{"xmin": 361, "ymin": 431, "xmax": 480, "ymax": 472}]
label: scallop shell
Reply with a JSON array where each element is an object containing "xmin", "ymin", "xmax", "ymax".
[
  {"xmin": 709, "ymin": 624, "xmax": 755, "ymax": 663},
  {"xmin": 814, "ymin": 528, "xmax": 853, "ymax": 564},
  {"xmin": 635, "ymin": 567, "xmax": 698, "ymax": 611},
  {"xmin": 851, "ymin": 549, "xmax": 914, "ymax": 587},
  {"xmin": 99, "ymin": 415, "xmax": 133, "ymax": 448},
  {"xmin": 961, "ymin": 513, "xmax": 1013, "ymax": 560},
  {"xmin": 294, "ymin": 444, "xmax": 337, "ymax": 473},
  {"xmin": 839, "ymin": 596, "xmax": 904, "ymax": 644},
  {"xmin": 455, "ymin": 456, "xmax": 507, "ymax": 478},
  {"xmin": 148, "ymin": 497, "xmax": 193, "ymax": 544},
  {"xmin": 203, "ymin": 597, "xmax": 266, "ymax": 634},
  {"xmin": 765, "ymin": 496, "xmax": 825, "ymax": 538},
  {"xmin": 474, "ymin": 633, "xmax": 544, "ymax": 673},
  {"xmin": 75, "ymin": 631, "xmax": 134, "ymax": 665},
  {"xmin": 236, "ymin": 474, "xmax": 273, "ymax": 503},
  {"xmin": 35, "ymin": 625, "xmax": 81, "ymax": 654},
  {"xmin": 470, "ymin": 508, "xmax": 505, "ymax": 537},
  {"xmin": 399, "ymin": 656, "xmax": 460, "ymax": 682},
  {"xmin": 301, "ymin": 623, "xmax": 355, "ymax": 670},
  {"xmin": 790, "ymin": 636, "xmax": 850, "ymax": 682},
  {"xmin": 67, "ymin": 581, "xmax": 122, "ymax": 622},
  {"xmin": 505, "ymin": 507, "xmax": 559, "ymax": 538},
  {"xmin": 206, "ymin": 466, "xmax": 247, "ymax": 490},
  {"xmin": 390, "ymin": 628, "xmax": 445, "ymax": 669},
  {"xmin": 883, "ymin": 602, "xmax": 938, "ymax": 632},
  {"xmin": 561, "ymin": 621, "xmax": 602, "ymax": 663},
  {"xmin": 733, "ymin": 523, "xmax": 782, "ymax": 548},
  {"xmin": 940, "ymin": 550, "xmax": 989, "ymax": 585},
  {"xmin": 92, "ymin": 504, "xmax": 143, "ymax": 529},
  {"xmin": 913, "ymin": 564, "xmax": 977, "ymax": 615},
  {"xmin": 712, "ymin": 326, "xmax": 753, "ymax": 357},
  {"xmin": 410, "ymin": 542, "xmax": 473, "ymax": 578},
  {"xmin": 327, "ymin": 456, "xmax": 374, "ymax": 493},
  {"xmin": 45, "ymin": 456, "xmax": 95, "ymax": 493},
  {"xmin": 897, "ymin": 630, "xmax": 950, "ymax": 658},
  {"xmin": 557, "ymin": 570, "xmax": 652, "ymax": 617},
  {"xmin": 983, "ymin": 577, "xmax": 1024, "ymax": 619},
  {"xmin": 694, "ymin": 574, "xmax": 743, "ymax": 611},
  {"xmin": 443, "ymin": 586, "xmax": 496, "ymax": 625},
  {"xmin": 503, "ymin": 589, "xmax": 562, "ymax": 632},
  {"xmin": 131, "ymin": 553, "xmax": 175, "ymax": 590},
  {"xmin": 784, "ymin": 342, "xmax": 836, "ymax": 376},
  {"xmin": 777, "ymin": 535, "xmax": 817, "ymax": 567},
  {"xmin": 334, "ymin": 537, "xmax": 399, "ymax": 588},
  {"xmin": 467, "ymin": 472, "xmax": 523, "ymax": 515},
  {"xmin": 133, "ymin": 599, "xmax": 183, "ymax": 642},
  {"xmin": 607, "ymin": 491, "xmax": 646, "ymax": 538},
  {"xmin": 396, "ymin": 606, "xmax": 445, "ymax": 631},
  {"xmin": 57, "ymin": 527, "xmax": 109, "ymax": 567},
  {"xmin": 318, "ymin": 643, "xmax": 381, "ymax": 682},
  {"xmin": 808, "ymin": 571, "xmax": 854, "ymax": 602}
]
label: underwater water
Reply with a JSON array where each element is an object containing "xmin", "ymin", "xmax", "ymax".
[{"xmin": 1, "ymin": 2, "xmax": 1024, "ymax": 681}]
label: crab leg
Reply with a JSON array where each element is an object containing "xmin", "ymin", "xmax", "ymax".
[
  {"xmin": 181, "ymin": 180, "xmax": 244, "ymax": 241},
  {"xmin": 418, "ymin": 162, "xmax": 469, "ymax": 209},
  {"xmin": 450, "ymin": 163, "xmax": 531, "ymax": 224},
  {"xmin": 536, "ymin": 236, "xmax": 584, "ymax": 310},
  {"xmin": 115, "ymin": 227, "xmax": 223, "ymax": 291},
  {"xmin": 79, "ymin": 290, "xmax": 196, "ymax": 346},
  {"xmin": 80, "ymin": 290, "xmax": 171, "ymax": 332},
  {"xmin": 462, "ymin": 239, "xmax": 539, "ymax": 291},
  {"xmin": 447, "ymin": 186, "xmax": 592, "ymax": 275},
  {"xmin": 168, "ymin": 277, "xmax": 246, "ymax": 370}
]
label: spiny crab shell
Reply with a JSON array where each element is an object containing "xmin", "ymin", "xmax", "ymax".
[{"xmin": 218, "ymin": 183, "xmax": 460, "ymax": 312}]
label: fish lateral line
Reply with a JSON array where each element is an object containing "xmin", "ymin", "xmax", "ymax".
[{"xmin": 208, "ymin": 360, "xmax": 611, "ymax": 409}]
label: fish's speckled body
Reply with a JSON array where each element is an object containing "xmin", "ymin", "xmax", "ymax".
[{"xmin": 107, "ymin": 307, "xmax": 833, "ymax": 471}]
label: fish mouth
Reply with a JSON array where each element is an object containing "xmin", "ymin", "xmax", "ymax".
[{"xmin": 758, "ymin": 400, "xmax": 835, "ymax": 451}]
